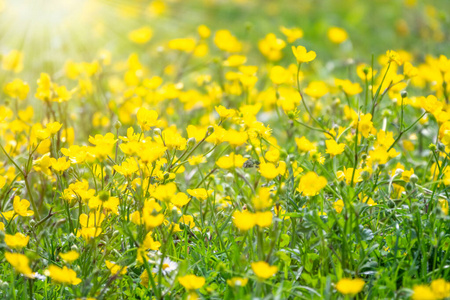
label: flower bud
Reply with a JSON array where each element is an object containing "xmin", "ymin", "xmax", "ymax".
[
  {"xmin": 187, "ymin": 137, "xmax": 196, "ymax": 148},
  {"xmin": 287, "ymin": 111, "xmax": 296, "ymax": 120},
  {"xmin": 153, "ymin": 128, "xmax": 161, "ymax": 136},
  {"xmin": 98, "ymin": 191, "xmax": 110, "ymax": 202},
  {"xmin": 71, "ymin": 244, "xmax": 79, "ymax": 252},
  {"xmin": 67, "ymin": 233, "xmax": 75, "ymax": 243},
  {"xmin": 400, "ymin": 90, "xmax": 408, "ymax": 98},
  {"xmin": 382, "ymin": 109, "xmax": 392, "ymax": 118},
  {"xmin": 361, "ymin": 170, "xmax": 370, "ymax": 181},
  {"xmin": 207, "ymin": 126, "xmax": 214, "ymax": 135},
  {"xmin": 224, "ymin": 184, "xmax": 232, "ymax": 192},
  {"xmin": 224, "ymin": 173, "xmax": 234, "ymax": 183},
  {"xmin": 437, "ymin": 142, "xmax": 446, "ymax": 152},
  {"xmin": 409, "ymin": 174, "xmax": 419, "ymax": 184},
  {"xmin": 405, "ymin": 182, "xmax": 414, "ymax": 192},
  {"xmin": 0, "ymin": 280, "xmax": 8, "ymax": 289},
  {"xmin": 367, "ymin": 135, "xmax": 376, "ymax": 142},
  {"xmin": 114, "ymin": 120, "xmax": 122, "ymax": 130},
  {"xmin": 429, "ymin": 143, "xmax": 437, "ymax": 151},
  {"xmin": 395, "ymin": 168, "xmax": 404, "ymax": 176}
]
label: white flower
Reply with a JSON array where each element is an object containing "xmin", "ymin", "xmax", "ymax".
[
  {"xmin": 32, "ymin": 272, "xmax": 46, "ymax": 281},
  {"xmin": 153, "ymin": 257, "xmax": 178, "ymax": 276}
]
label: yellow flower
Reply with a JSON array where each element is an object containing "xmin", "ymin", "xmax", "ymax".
[
  {"xmin": 152, "ymin": 183, "xmax": 177, "ymax": 202},
  {"xmin": 214, "ymin": 30, "xmax": 242, "ymax": 53},
  {"xmin": 50, "ymin": 157, "xmax": 71, "ymax": 174},
  {"xmin": 168, "ymin": 38, "xmax": 196, "ymax": 52},
  {"xmin": 157, "ymin": 127, "xmax": 186, "ymax": 150},
  {"xmin": 105, "ymin": 260, "xmax": 127, "ymax": 275},
  {"xmin": 187, "ymin": 188, "xmax": 213, "ymax": 201},
  {"xmin": 270, "ymin": 66, "xmax": 290, "ymax": 85},
  {"xmin": 295, "ymin": 136, "xmax": 316, "ymax": 152},
  {"xmin": 136, "ymin": 107, "xmax": 159, "ymax": 131},
  {"xmin": 386, "ymin": 50, "xmax": 403, "ymax": 65},
  {"xmin": 253, "ymin": 187, "xmax": 272, "ymax": 210},
  {"xmin": 77, "ymin": 212, "xmax": 105, "ymax": 240},
  {"xmin": 5, "ymin": 252, "xmax": 33, "ymax": 277},
  {"xmin": 291, "ymin": 46, "xmax": 316, "ymax": 63},
  {"xmin": 45, "ymin": 265, "xmax": 82, "ymax": 285},
  {"xmin": 0, "ymin": 210, "xmax": 17, "ymax": 221},
  {"xmin": 431, "ymin": 279, "xmax": 450, "ymax": 299},
  {"xmin": 2, "ymin": 50, "xmax": 23, "ymax": 73},
  {"xmin": 336, "ymin": 278, "xmax": 365, "ymax": 295},
  {"xmin": 255, "ymin": 211, "xmax": 273, "ymax": 227},
  {"xmin": 333, "ymin": 199, "xmax": 344, "ymax": 213},
  {"xmin": 140, "ymin": 269, "xmax": 156, "ymax": 288},
  {"xmin": 438, "ymin": 198, "xmax": 448, "ymax": 215},
  {"xmin": 297, "ymin": 172, "xmax": 327, "ymax": 196},
  {"xmin": 357, "ymin": 113, "xmax": 375, "ymax": 138},
  {"xmin": 309, "ymin": 150, "xmax": 325, "ymax": 165},
  {"xmin": 5, "ymin": 232, "xmax": 29, "ymax": 249},
  {"xmin": 224, "ymin": 129, "xmax": 248, "ymax": 147},
  {"xmin": 404, "ymin": 61, "xmax": 418, "ymax": 78},
  {"xmin": 304, "ymin": 81, "xmax": 328, "ymax": 98},
  {"xmin": 251, "ymin": 261, "xmax": 278, "ymax": 279},
  {"xmin": 356, "ymin": 64, "xmax": 377, "ymax": 81},
  {"xmin": 171, "ymin": 192, "xmax": 190, "ymax": 207},
  {"xmin": 188, "ymin": 155, "xmax": 206, "ymax": 166},
  {"xmin": 78, "ymin": 227, "xmax": 102, "ymax": 241},
  {"xmin": 258, "ymin": 33, "xmax": 286, "ymax": 61},
  {"xmin": 3, "ymin": 78, "xmax": 29, "ymax": 100},
  {"xmin": 46, "ymin": 122, "xmax": 63, "ymax": 135},
  {"xmin": 280, "ymin": 26, "xmax": 303, "ymax": 43},
  {"xmin": 178, "ymin": 274, "xmax": 206, "ymax": 290},
  {"xmin": 215, "ymin": 105, "xmax": 236, "ymax": 119},
  {"xmin": 232, "ymin": 210, "xmax": 256, "ymax": 231},
  {"xmin": 0, "ymin": 176, "xmax": 5, "ymax": 189},
  {"xmin": 179, "ymin": 214, "xmax": 196, "ymax": 229},
  {"xmin": 61, "ymin": 145, "xmax": 89, "ymax": 164},
  {"xmin": 128, "ymin": 26, "xmax": 153, "ymax": 44},
  {"xmin": 60, "ymin": 250, "xmax": 80, "ymax": 263},
  {"xmin": 216, "ymin": 153, "xmax": 246, "ymax": 169},
  {"xmin": 412, "ymin": 285, "xmax": 436, "ymax": 300},
  {"xmin": 144, "ymin": 214, "xmax": 164, "ymax": 229},
  {"xmin": 335, "ymin": 79, "xmax": 363, "ymax": 96},
  {"xmin": 142, "ymin": 232, "xmax": 161, "ymax": 250},
  {"xmin": 13, "ymin": 196, "xmax": 34, "ymax": 217},
  {"xmin": 223, "ymin": 55, "xmax": 247, "ymax": 67},
  {"xmin": 327, "ymin": 27, "xmax": 348, "ymax": 44},
  {"xmin": 259, "ymin": 161, "xmax": 286, "ymax": 180},
  {"xmin": 198, "ymin": 25, "xmax": 211, "ymax": 39},
  {"xmin": 113, "ymin": 158, "xmax": 139, "ymax": 177},
  {"xmin": 227, "ymin": 277, "xmax": 248, "ymax": 287},
  {"xmin": 363, "ymin": 197, "xmax": 377, "ymax": 207},
  {"xmin": 325, "ymin": 139, "xmax": 346, "ymax": 157}
]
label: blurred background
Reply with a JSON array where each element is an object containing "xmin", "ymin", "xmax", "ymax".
[{"xmin": 0, "ymin": 0, "xmax": 449, "ymax": 77}]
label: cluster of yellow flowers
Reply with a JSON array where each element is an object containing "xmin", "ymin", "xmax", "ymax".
[{"xmin": 0, "ymin": 0, "xmax": 450, "ymax": 298}]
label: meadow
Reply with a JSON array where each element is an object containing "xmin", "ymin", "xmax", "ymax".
[{"xmin": 0, "ymin": 0, "xmax": 450, "ymax": 299}]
